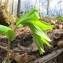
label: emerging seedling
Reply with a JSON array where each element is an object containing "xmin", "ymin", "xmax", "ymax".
[
  {"xmin": 16, "ymin": 7, "xmax": 54, "ymax": 54},
  {"xmin": 0, "ymin": 25, "xmax": 15, "ymax": 63},
  {"xmin": 0, "ymin": 7, "xmax": 54, "ymax": 63}
]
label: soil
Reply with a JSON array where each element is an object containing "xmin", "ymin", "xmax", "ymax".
[{"xmin": 0, "ymin": 18, "xmax": 63, "ymax": 63}]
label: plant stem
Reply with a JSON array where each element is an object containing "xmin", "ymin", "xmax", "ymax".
[
  {"xmin": 7, "ymin": 40, "xmax": 10, "ymax": 63},
  {"xmin": 14, "ymin": 26, "xmax": 17, "ymax": 31}
]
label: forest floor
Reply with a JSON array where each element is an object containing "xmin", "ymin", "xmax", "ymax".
[{"xmin": 0, "ymin": 17, "xmax": 63, "ymax": 63}]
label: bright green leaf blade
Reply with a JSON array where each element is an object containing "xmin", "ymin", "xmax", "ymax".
[
  {"xmin": 0, "ymin": 25, "xmax": 15, "ymax": 41},
  {"xmin": 19, "ymin": 22, "xmax": 51, "ymax": 41},
  {"xmin": 39, "ymin": 20, "xmax": 54, "ymax": 30},
  {"xmin": 30, "ymin": 12, "xmax": 40, "ymax": 20},
  {"xmin": 41, "ymin": 37, "xmax": 51, "ymax": 46},
  {"xmin": 26, "ymin": 23, "xmax": 51, "ymax": 41},
  {"xmin": 33, "ymin": 33, "xmax": 45, "ymax": 54},
  {"xmin": 26, "ymin": 19, "xmax": 54, "ymax": 30},
  {"xmin": 6, "ymin": 30, "xmax": 15, "ymax": 41},
  {"xmin": 34, "ymin": 12, "xmax": 40, "ymax": 19},
  {"xmin": 16, "ymin": 11, "xmax": 40, "ymax": 28},
  {"xmin": 16, "ymin": 7, "xmax": 39, "ymax": 27},
  {"xmin": 15, "ymin": 7, "xmax": 53, "ymax": 54}
]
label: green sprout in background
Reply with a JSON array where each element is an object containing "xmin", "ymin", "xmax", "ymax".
[{"xmin": 0, "ymin": 7, "xmax": 54, "ymax": 63}]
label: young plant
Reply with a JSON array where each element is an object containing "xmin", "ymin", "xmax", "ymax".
[
  {"xmin": 0, "ymin": 25, "xmax": 15, "ymax": 63},
  {"xmin": 16, "ymin": 7, "xmax": 54, "ymax": 54},
  {"xmin": 0, "ymin": 7, "xmax": 54, "ymax": 63}
]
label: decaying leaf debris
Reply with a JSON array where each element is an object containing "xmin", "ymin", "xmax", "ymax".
[{"xmin": 0, "ymin": 45, "xmax": 36, "ymax": 63}]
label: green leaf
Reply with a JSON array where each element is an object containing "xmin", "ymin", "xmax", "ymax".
[
  {"xmin": 16, "ymin": 7, "xmax": 39, "ymax": 27},
  {"xmin": 30, "ymin": 12, "xmax": 40, "ymax": 20},
  {"xmin": 34, "ymin": 20, "xmax": 54, "ymax": 30},
  {"xmin": 25, "ymin": 19, "xmax": 54, "ymax": 30},
  {"xmin": 17, "ymin": 11, "xmax": 54, "ymax": 30},
  {"xmin": 33, "ymin": 33, "xmax": 45, "ymax": 54},
  {"xmin": 15, "ymin": 7, "xmax": 54, "ymax": 54},
  {"xmin": 21, "ymin": 22, "xmax": 51, "ymax": 54},
  {"xmin": 0, "ymin": 25, "xmax": 15, "ymax": 41},
  {"xmin": 41, "ymin": 37, "xmax": 51, "ymax": 46},
  {"xmin": 28, "ymin": 23, "xmax": 51, "ymax": 54},
  {"xmin": 25, "ymin": 22, "xmax": 51, "ymax": 41}
]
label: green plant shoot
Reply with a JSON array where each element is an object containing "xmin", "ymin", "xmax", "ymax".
[
  {"xmin": 16, "ymin": 7, "xmax": 54, "ymax": 54},
  {"xmin": 0, "ymin": 25, "xmax": 15, "ymax": 41},
  {"xmin": 0, "ymin": 7, "xmax": 54, "ymax": 63},
  {"xmin": 0, "ymin": 25, "xmax": 15, "ymax": 63}
]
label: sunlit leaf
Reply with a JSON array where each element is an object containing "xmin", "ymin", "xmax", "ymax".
[
  {"xmin": 16, "ymin": 7, "xmax": 39, "ymax": 27},
  {"xmin": 33, "ymin": 33, "xmax": 45, "ymax": 54},
  {"xmin": 41, "ymin": 37, "xmax": 51, "ymax": 46},
  {"xmin": 25, "ymin": 19, "xmax": 54, "ymax": 30},
  {"xmin": 0, "ymin": 25, "xmax": 15, "ymax": 41},
  {"xmin": 16, "ymin": 7, "xmax": 54, "ymax": 54},
  {"xmin": 23, "ymin": 22, "xmax": 51, "ymax": 41}
]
